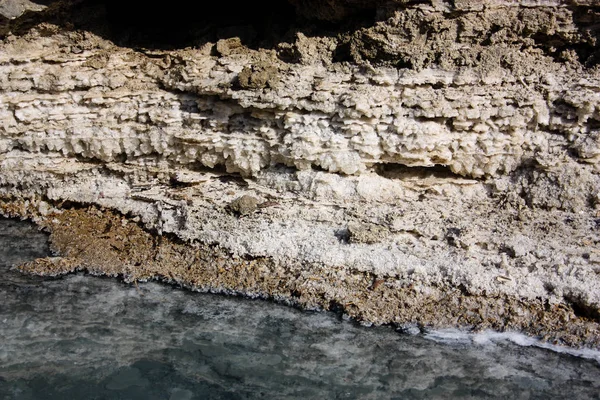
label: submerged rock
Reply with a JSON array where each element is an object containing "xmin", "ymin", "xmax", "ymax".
[{"xmin": 2, "ymin": 234, "xmax": 600, "ymax": 398}]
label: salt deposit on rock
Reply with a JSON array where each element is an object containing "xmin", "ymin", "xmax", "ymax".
[{"xmin": 1, "ymin": 0, "xmax": 599, "ymax": 347}]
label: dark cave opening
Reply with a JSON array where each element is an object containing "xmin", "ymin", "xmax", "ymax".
[
  {"xmin": 1, "ymin": 0, "xmax": 378, "ymax": 51},
  {"xmin": 103, "ymin": 0, "xmax": 299, "ymax": 50},
  {"xmin": 1, "ymin": 0, "xmax": 380, "ymax": 58},
  {"xmin": 569, "ymin": 5, "xmax": 600, "ymax": 67},
  {"xmin": 2, "ymin": 0, "xmax": 600, "ymax": 69}
]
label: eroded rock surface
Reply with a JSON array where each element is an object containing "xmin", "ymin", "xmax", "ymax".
[{"xmin": 0, "ymin": 0, "xmax": 599, "ymax": 347}]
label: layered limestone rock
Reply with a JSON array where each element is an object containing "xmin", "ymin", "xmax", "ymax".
[{"xmin": 1, "ymin": 0, "xmax": 599, "ymax": 347}]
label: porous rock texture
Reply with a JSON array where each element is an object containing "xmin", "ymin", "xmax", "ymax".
[{"xmin": 1, "ymin": 0, "xmax": 599, "ymax": 347}]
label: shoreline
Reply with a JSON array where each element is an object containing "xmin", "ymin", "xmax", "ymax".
[
  {"xmin": 3, "ymin": 201, "xmax": 599, "ymax": 350},
  {"xmin": 2, "ymin": 252, "xmax": 599, "ymax": 399}
]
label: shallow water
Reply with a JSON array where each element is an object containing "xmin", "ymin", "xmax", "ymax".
[{"xmin": 0, "ymin": 218, "xmax": 599, "ymax": 400}]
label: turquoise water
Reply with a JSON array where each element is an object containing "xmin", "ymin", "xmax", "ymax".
[{"xmin": 1, "ymin": 218, "xmax": 599, "ymax": 399}]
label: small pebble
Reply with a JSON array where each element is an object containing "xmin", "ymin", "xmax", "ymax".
[{"xmin": 227, "ymin": 195, "xmax": 259, "ymax": 216}]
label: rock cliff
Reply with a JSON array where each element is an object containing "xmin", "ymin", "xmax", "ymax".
[{"xmin": 1, "ymin": 0, "xmax": 599, "ymax": 347}]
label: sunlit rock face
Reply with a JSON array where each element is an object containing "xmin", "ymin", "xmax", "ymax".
[{"xmin": 0, "ymin": 0, "xmax": 599, "ymax": 347}]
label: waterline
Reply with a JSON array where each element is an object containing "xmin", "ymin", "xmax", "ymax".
[{"xmin": 1, "ymin": 218, "xmax": 599, "ymax": 399}]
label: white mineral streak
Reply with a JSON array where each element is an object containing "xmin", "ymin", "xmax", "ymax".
[
  {"xmin": 2, "ymin": 32, "xmax": 598, "ymax": 178},
  {"xmin": 0, "ymin": 4, "xmax": 599, "ymax": 319}
]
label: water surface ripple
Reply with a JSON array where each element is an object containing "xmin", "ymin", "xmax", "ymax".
[{"xmin": 1, "ymin": 218, "xmax": 599, "ymax": 399}]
